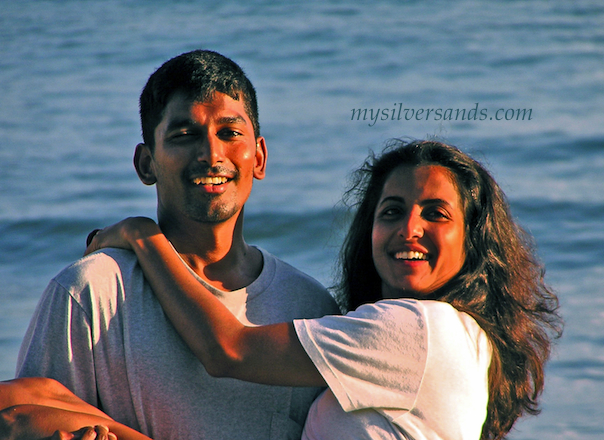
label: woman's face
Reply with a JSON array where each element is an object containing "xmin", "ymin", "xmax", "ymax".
[{"xmin": 371, "ymin": 164, "xmax": 466, "ymax": 298}]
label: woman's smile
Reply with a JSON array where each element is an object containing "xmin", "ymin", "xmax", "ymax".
[{"xmin": 372, "ymin": 164, "xmax": 466, "ymax": 299}]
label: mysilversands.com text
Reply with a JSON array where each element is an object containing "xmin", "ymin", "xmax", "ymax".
[{"xmin": 351, "ymin": 103, "xmax": 533, "ymax": 126}]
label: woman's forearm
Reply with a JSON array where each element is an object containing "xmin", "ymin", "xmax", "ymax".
[
  {"xmin": 0, "ymin": 405, "xmax": 151, "ymax": 440},
  {"xmin": 124, "ymin": 223, "xmax": 325, "ymax": 387}
]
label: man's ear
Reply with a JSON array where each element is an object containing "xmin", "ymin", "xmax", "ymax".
[
  {"xmin": 253, "ymin": 137, "xmax": 268, "ymax": 180},
  {"xmin": 134, "ymin": 143, "xmax": 157, "ymax": 185}
]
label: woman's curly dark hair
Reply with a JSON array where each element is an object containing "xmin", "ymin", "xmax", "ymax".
[{"xmin": 335, "ymin": 139, "xmax": 563, "ymax": 440}]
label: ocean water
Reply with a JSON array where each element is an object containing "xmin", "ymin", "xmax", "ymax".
[{"xmin": 1, "ymin": 0, "xmax": 603, "ymax": 438}]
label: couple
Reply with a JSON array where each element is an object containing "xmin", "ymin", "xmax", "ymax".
[{"xmin": 6, "ymin": 50, "xmax": 561, "ymax": 440}]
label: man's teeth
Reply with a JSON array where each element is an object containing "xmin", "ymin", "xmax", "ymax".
[
  {"xmin": 193, "ymin": 176, "xmax": 228, "ymax": 185},
  {"xmin": 394, "ymin": 251, "xmax": 427, "ymax": 260}
]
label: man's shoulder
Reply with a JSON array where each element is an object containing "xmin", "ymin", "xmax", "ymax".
[
  {"xmin": 39, "ymin": 248, "xmax": 147, "ymax": 318},
  {"xmin": 52, "ymin": 248, "xmax": 140, "ymax": 292},
  {"xmin": 259, "ymin": 249, "xmax": 339, "ymax": 316},
  {"xmin": 262, "ymin": 250, "xmax": 327, "ymax": 292}
]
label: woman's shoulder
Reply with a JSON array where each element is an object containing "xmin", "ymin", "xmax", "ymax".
[
  {"xmin": 417, "ymin": 300, "xmax": 492, "ymax": 367},
  {"xmin": 419, "ymin": 300, "xmax": 485, "ymax": 335},
  {"xmin": 364, "ymin": 299, "xmax": 489, "ymax": 349}
]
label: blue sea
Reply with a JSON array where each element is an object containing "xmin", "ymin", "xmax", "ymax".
[{"xmin": 1, "ymin": 0, "xmax": 603, "ymax": 438}]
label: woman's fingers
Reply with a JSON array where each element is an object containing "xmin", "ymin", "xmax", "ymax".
[
  {"xmin": 51, "ymin": 425, "xmax": 116, "ymax": 440},
  {"xmin": 50, "ymin": 430, "xmax": 75, "ymax": 440},
  {"xmin": 93, "ymin": 425, "xmax": 114, "ymax": 440},
  {"xmin": 86, "ymin": 229, "xmax": 102, "ymax": 247}
]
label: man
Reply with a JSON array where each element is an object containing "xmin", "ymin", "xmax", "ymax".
[{"xmin": 17, "ymin": 50, "xmax": 339, "ymax": 439}]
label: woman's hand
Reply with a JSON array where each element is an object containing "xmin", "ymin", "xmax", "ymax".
[
  {"xmin": 84, "ymin": 217, "xmax": 160, "ymax": 257},
  {"xmin": 50, "ymin": 425, "xmax": 117, "ymax": 440}
]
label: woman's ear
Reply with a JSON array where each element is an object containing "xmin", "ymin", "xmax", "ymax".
[{"xmin": 134, "ymin": 143, "xmax": 157, "ymax": 185}]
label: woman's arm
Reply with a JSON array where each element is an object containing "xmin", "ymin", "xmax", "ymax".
[
  {"xmin": 0, "ymin": 378, "xmax": 108, "ymax": 419},
  {"xmin": 0, "ymin": 404, "xmax": 151, "ymax": 440},
  {"xmin": 0, "ymin": 379, "xmax": 151, "ymax": 440},
  {"xmin": 85, "ymin": 218, "xmax": 325, "ymax": 387}
]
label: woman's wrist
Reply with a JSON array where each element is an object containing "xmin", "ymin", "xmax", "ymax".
[{"xmin": 124, "ymin": 217, "xmax": 162, "ymax": 253}]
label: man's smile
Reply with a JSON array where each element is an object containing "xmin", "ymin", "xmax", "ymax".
[{"xmin": 192, "ymin": 176, "xmax": 230, "ymax": 185}]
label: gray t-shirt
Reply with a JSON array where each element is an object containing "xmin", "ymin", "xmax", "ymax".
[{"xmin": 17, "ymin": 247, "xmax": 339, "ymax": 440}]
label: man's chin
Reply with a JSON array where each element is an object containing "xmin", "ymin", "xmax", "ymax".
[{"xmin": 185, "ymin": 206, "xmax": 241, "ymax": 224}]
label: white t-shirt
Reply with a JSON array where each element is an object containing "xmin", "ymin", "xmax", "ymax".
[{"xmin": 294, "ymin": 299, "xmax": 492, "ymax": 440}]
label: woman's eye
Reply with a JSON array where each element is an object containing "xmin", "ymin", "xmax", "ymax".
[
  {"xmin": 424, "ymin": 209, "xmax": 449, "ymax": 221},
  {"xmin": 379, "ymin": 207, "xmax": 402, "ymax": 218}
]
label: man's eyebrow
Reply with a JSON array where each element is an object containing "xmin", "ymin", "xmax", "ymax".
[
  {"xmin": 165, "ymin": 115, "xmax": 247, "ymax": 132},
  {"xmin": 217, "ymin": 115, "xmax": 247, "ymax": 125},
  {"xmin": 166, "ymin": 118, "xmax": 195, "ymax": 132}
]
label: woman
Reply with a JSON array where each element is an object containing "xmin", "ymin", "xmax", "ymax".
[
  {"xmin": 86, "ymin": 139, "xmax": 562, "ymax": 440},
  {"xmin": 0, "ymin": 378, "xmax": 152, "ymax": 440}
]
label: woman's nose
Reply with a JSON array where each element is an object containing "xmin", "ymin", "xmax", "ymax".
[{"xmin": 399, "ymin": 211, "xmax": 424, "ymax": 240}]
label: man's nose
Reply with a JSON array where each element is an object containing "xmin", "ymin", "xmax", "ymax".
[{"xmin": 196, "ymin": 135, "xmax": 225, "ymax": 166}]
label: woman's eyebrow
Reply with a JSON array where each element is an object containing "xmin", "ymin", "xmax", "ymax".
[
  {"xmin": 377, "ymin": 195, "xmax": 405, "ymax": 207},
  {"xmin": 378, "ymin": 196, "xmax": 454, "ymax": 208},
  {"xmin": 420, "ymin": 198, "xmax": 454, "ymax": 208}
]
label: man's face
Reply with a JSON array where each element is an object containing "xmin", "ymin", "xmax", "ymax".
[{"xmin": 137, "ymin": 91, "xmax": 266, "ymax": 225}]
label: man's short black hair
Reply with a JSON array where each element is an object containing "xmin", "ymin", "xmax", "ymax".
[{"xmin": 139, "ymin": 50, "xmax": 260, "ymax": 149}]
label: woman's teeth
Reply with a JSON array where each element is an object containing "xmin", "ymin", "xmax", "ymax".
[{"xmin": 394, "ymin": 251, "xmax": 427, "ymax": 260}]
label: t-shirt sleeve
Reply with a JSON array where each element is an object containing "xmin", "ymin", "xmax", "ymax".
[
  {"xmin": 294, "ymin": 299, "xmax": 428, "ymax": 413},
  {"xmin": 16, "ymin": 267, "xmax": 99, "ymax": 406}
]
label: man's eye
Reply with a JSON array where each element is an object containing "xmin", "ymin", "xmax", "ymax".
[
  {"xmin": 218, "ymin": 128, "xmax": 242, "ymax": 138},
  {"xmin": 170, "ymin": 131, "xmax": 194, "ymax": 140}
]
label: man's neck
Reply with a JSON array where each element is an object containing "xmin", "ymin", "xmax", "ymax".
[{"xmin": 158, "ymin": 212, "xmax": 263, "ymax": 292}]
